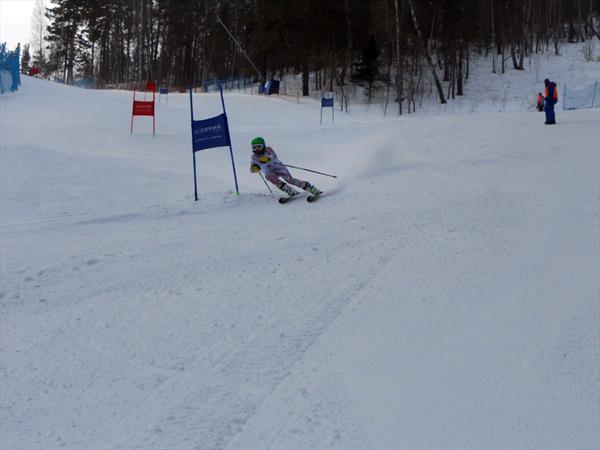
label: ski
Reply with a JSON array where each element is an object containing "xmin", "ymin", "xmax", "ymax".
[
  {"xmin": 278, "ymin": 195, "xmax": 298, "ymax": 204},
  {"xmin": 278, "ymin": 192, "xmax": 324, "ymax": 204}
]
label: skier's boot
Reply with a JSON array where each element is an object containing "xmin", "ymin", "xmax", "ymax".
[
  {"xmin": 303, "ymin": 182, "xmax": 322, "ymax": 196},
  {"xmin": 277, "ymin": 180, "xmax": 300, "ymax": 197}
]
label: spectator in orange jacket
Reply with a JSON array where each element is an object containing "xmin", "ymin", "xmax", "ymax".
[{"xmin": 543, "ymin": 79, "xmax": 558, "ymax": 124}]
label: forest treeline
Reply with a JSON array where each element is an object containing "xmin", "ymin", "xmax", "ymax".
[{"xmin": 25, "ymin": 0, "xmax": 600, "ymax": 113}]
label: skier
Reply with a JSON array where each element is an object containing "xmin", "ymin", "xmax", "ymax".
[
  {"xmin": 249, "ymin": 137, "xmax": 322, "ymax": 200},
  {"xmin": 543, "ymin": 78, "xmax": 558, "ymax": 124}
]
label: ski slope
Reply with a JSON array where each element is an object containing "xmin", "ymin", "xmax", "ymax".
[{"xmin": 1, "ymin": 66, "xmax": 599, "ymax": 448}]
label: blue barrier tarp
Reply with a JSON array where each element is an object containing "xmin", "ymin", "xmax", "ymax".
[
  {"xmin": 0, "ymin": 42, "xmax": 20, "ymax": 94},
  {"xmin": 265, "ymin": 80, "xmax": 280, "ymax": 95}
]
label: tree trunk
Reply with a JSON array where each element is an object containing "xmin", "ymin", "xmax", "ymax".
[
  {"xmin": 302, "ymin": 64, "xmax": 309, "ymax": 96},
  {"xmin": 457, "ymin": 45, "xmax": 463, "ymax": 95},
  {"xmin": 394, "ymin": 0, "xmax": 404, "ymax": 115},
  {"xmin": 406, "ymin": 0, "xmax": 446, "ymax": 104},
  {"xmin": 490, "ymin": 0, "xmax": 496, "ymax": 73},
  {"xmin": 466, "ymin": 42, "xmax": 470, "ymax": 79}
]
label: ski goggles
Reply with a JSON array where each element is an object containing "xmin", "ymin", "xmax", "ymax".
[{"xmin": 252, "ymin": 144, "xmax": 264, "ymax": 151}]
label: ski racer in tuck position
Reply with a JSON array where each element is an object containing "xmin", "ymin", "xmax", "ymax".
[{"xmin": 250, "ymin": 136, "xmax": 322, "ymax": 201}]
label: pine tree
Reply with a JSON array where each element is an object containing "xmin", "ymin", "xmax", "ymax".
[
  {"xmin": 30, "ymin": 0, "xmax": 48, "ymax": 72},
  {"xmin": 352, "ymin": 35, "xmax": 381, "ymax": 101},
  {"xmin": 21, "ymin": 44, "xmax": 31, "ymax": 74},
  {"xmin": 45, "ymin": 0, "xmax": 83, "ymax": 84}
]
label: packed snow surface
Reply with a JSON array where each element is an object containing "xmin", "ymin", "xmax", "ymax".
[{"xmin": 1, "ymin": 53, "xmax": 599, "ymax": 448}]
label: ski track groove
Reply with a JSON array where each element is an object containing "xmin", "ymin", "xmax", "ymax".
[{"xmin": 111, "ymin": 228, "xmax": 400, "ymax": 449}]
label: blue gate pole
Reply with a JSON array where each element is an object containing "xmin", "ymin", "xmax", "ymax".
[
  {"xmin": 189, "ymin": 85, "xmax": 199, "ymax": 201},
  {"xmin": 320, "ymin": 104, "xmax": 323, "ymax": 125},
  {"xmin": 219, "ymin": 84, "xmax": 240, "ymax": 195},
  {"xmin": 332, "ymin": 98, "xmax": 335, "ymax": 123},
  {"xmin": 193, "ymin": 153, "xmax": 198, "ymax": 201}
]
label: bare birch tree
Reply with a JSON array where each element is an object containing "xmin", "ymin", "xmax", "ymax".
[{"xmin": 406, "ymin": 0, "xmax": 446, "ymax": 104}]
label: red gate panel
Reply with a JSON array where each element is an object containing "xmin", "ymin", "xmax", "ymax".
[
  {"xmin": 132, "ymin": 100, "xmax": 155, "ymax": 116},
  {"xmin": 130, "ymin": 84, "xmax": 156, "ymax": 136}
]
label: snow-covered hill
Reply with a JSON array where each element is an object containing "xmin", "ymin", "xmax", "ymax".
[{"xmin": 1, "ymin": 47, "xmax": 599, "ymax": 448}]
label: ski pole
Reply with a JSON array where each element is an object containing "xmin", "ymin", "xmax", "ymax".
[
  {"xmin": 282, "ymin": 164, "xmax": 338, "ymax": 179},
  {"xmin": 258, "ymin": 172, "xmax": 273, "ymax": 193}
]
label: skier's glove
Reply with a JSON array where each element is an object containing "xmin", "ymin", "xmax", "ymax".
[
  {"xmin": 258, "ymin": 156, "xmax": 271, "ymax": 163},
  {"xmin": 251, "ymin": 164, "xmax": 261, "ymax": 173}
]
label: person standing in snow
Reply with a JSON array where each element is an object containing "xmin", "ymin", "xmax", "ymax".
[
  {"xmin": 536, "ymin": 92, "xmax": 544, "ymax": 112},
  {"xmin": 249, "ymin": 137, "xmax": 321, "ymax": 198},
  {"xmin": 543, "ymin": 79, "xmax": 558, "ymax": 124}
]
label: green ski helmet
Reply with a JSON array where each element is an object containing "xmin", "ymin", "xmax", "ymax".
[{"xmin": 251, "ymin": 136, "xmax": 266, "ymax": 153}]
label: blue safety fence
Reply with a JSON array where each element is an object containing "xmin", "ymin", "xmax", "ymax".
[
  {"xmin": 203, "ymin": 76, "xmax": 253, "ymax": 93},
  {"xmin": 52, "ymin": 78, "xmax": 95, "ymax": 89},
  {"xmin": 73, "ymin": 78, "xmax": 95, "ymax": 89},
  {"xmin": 563, "ymin": 81, "xmax": 600, "ymax": 110},
  {"xmin": 0, "ymin": 43, "xmax": 21, "ymax": 94}
]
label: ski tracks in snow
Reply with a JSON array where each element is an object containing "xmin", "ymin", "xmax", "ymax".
[{"xmin": 97, "ymin": 203, "xmax": 403, "ymax": 448}]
